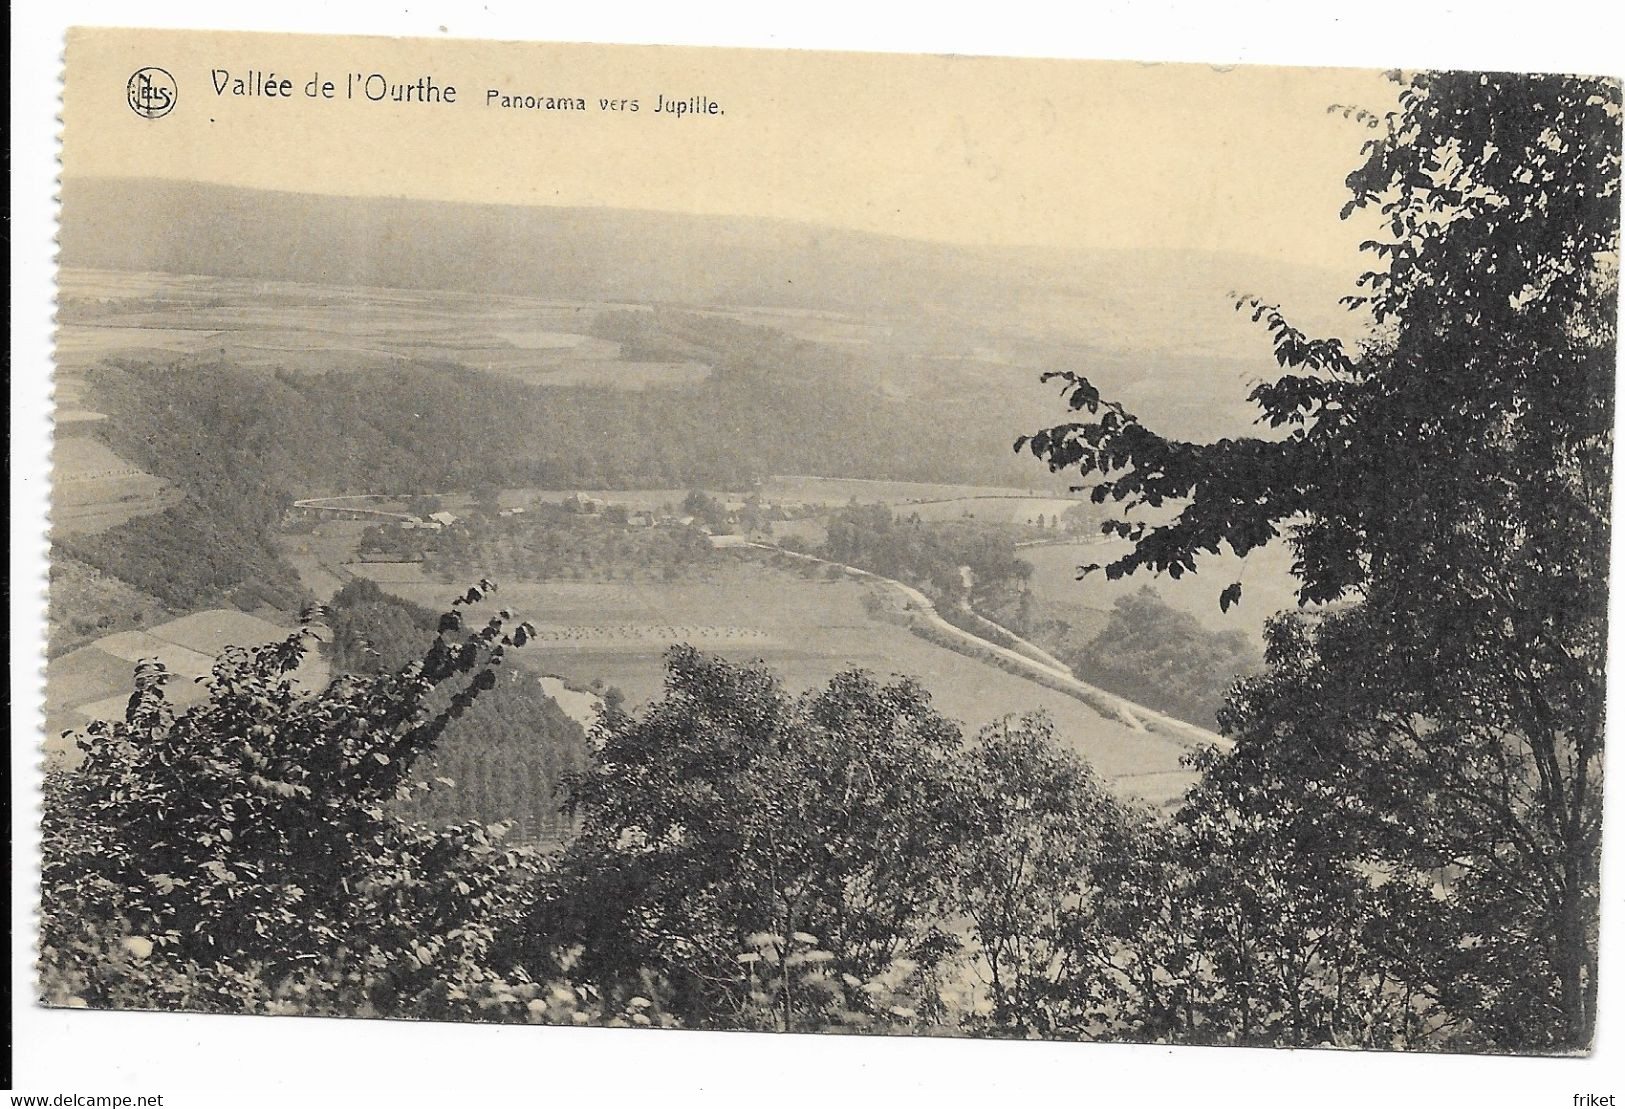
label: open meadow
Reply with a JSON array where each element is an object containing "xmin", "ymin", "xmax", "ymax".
[
  {"xmin": 1021, "ymin": 536, "xmax": 1305, "ymax": 647},
  {"xmin": 52, "ymin": 435, "xmax": 179, "ymax": 536}
]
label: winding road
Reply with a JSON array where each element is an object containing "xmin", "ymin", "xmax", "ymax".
[{"xmin": 744, "ymin": 542, "xmax": 1231, "ymax": 755}]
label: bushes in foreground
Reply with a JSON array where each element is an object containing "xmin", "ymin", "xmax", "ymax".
[{"xmin": 37, "ymin": 595, "xmax": 1516, "ymax": 1051}]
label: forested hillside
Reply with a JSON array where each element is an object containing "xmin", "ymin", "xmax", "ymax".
[
  {"xmin": 87, "ymin": 310, "xmax": 1043, "ymax": 491},
  {"xmin": 55, "ymin": 302, "xmax": 1054, "ymax": 623},
  {"xmin": 323, "ymin": 579, "xmax": 590, "ymax": 842}
]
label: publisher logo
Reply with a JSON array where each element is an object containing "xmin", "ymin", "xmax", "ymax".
[{"xmin": 127, "ymin": 67, "xmax": 177, "ymax": 118}]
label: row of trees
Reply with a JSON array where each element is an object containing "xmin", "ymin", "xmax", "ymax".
[
  {"xmin": 323, "ymin": 578, "xmax": 590, "ymax": 842},
  {"xmin": 808, "ymin": 504, "xmax": 1035, "ymax": 609},
  {"xmin": 394, "ymin": 668, "xmax": 589, "ymax": 845}
]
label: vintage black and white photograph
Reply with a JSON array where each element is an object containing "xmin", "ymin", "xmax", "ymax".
[{"xmin": 35, "ymin": 23, "xmax": 1620, "ymax": 1067}]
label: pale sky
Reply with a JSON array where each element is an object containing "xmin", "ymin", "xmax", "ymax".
[{"xmin": 64, "ymin": 28, "xmax": 1399, "ymax": 270}]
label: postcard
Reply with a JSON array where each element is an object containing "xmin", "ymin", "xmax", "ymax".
[{"xmin": 41, "ymin": 25, "xmax": 1619, "ymax": 1056}]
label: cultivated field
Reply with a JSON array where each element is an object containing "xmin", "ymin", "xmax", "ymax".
[
  {"xmin": 350, "ymin": 560, "xmax": 1200, "ymax": 805},
  {"xmin": 44, "ymin": 609, "xmax": 330, "ymax": 766},
  {"xmin": 51, "ymin": 435, "xmax": 179, "ymax": 536},
  {"xmin": 57, "ymin": 267, "xmax": 712, "ymax": 389},
  {"xmin": 762, "ymin": 475, "xmax": 1057, "ymax": 505}
]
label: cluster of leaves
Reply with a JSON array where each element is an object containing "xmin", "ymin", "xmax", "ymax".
[
  {"xmin": 515, "ymin": 648, "xmax": 980, "ymax": 1031},
  {"xmin": 1020, "ymin": 69, "xmax": 1619, "ymax": 1050},
  {"xmin": 953, "ymin": 715, "xmax": 1135, "ymax": 1037},
  {"xmin": 1193, "ymin": 607, "xmax": 1595, "ymax": 1050},
  {"xmin": 1093, "ymin": 741, "xmax": 1463, "ymax": 1050},
  {"xmin": 40, "ymin": 583, "xmax": 545, "ymax": 1015}
]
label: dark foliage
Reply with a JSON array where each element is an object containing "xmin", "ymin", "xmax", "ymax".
[
  {"xmin": 518, "ymin": 647, "xmax": 978, "ymax": 1030},
  {"xmin": 1021, "ymin": 70, "xmax": 1619, "ymax": 1050},
  {"xmin": 1063, "ymin": 586, "xmax": 1260, "ymax": 728},
  {"xmin": 41, "ymin": 585, "xmax": 547, "ymax": 1017},
  {"xmin": 323, "ymin": 578, "xmax": 590, "ymax": 843}
]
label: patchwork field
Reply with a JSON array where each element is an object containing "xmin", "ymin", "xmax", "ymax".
[
  {"xmin": 348, "ymin": 560, "xmax": 1200, "ymax": 805},
  {"xmin": 57, "ymin": 267, "xmax": 712, "ymax": 390},
  {"xmin": 51, "ymin": 435, "xmax": 179, "ymax": 536},
  {"xmin": 44, "ymin": 609, "xmax": 330, "ymax": 766}
]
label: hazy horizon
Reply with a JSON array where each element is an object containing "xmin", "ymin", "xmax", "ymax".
[
  {"xmin": 63, "ymin": 30, "xmax": 1401, "ymax": 273},
  {"xmin": 61, "ymin": 171, "xmax": 1373, "ymax": 282}
]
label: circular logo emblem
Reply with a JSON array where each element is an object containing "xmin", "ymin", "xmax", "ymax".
[{"xmin": 127, "ymin": 68, "xmax": 177, "ymax": 119}]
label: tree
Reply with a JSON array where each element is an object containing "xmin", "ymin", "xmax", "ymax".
[
  {"xmin": 41, "ymin": 582, "xmax": 545, "ymax": 1017},
  {"xmin": 954, "ymin": 714, "xmax": 1133, "ymax": 1037},
  {"xmin": 521, "ymin": 647, "xmax": 977, "ymax": 1029},
  {"xmin": 1084, "ymin": 726, "xmax": 1460, "ymax": 1050},
  {"xmin": 682, "ymin": 490, "xmax": 729, "ymax": 532},
  {"xmin": 1065, "ymin": 586, "xmax": 1260, "ymax": 728},
  {"xmin": 1020, "ymin": 71, "xmax": 1619, "ymax": 1050}
]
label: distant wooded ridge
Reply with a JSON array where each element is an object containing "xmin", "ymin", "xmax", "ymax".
[{"xmin": 58, "ymin": 176, "xmax": 1356, "ymax": 338}]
